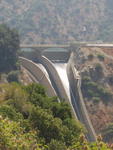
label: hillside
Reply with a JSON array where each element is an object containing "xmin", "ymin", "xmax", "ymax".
[
  {"xmin": 0, "ymin": 24, "xmax": 112, "ymax": 149},
  {"xmin": 73, "ymin": 46, "xmax": 113, "ymax": 143},
  {"xmin": 1, "ymin": 0, "xmax": 113, "ymax": 44}
]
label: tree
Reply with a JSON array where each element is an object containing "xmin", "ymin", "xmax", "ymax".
[
  {"xmin": 0, "ymin": 105, "xmax": 23, "ymax": 121},
  {"xmin": 50, "ymin": 102, "xmax": 72, "ymax": 121},
  {"xmin": 29, "ymin": 106, "xmax": 66, "ymax": 143},
  {"xmin": 0, "ymin": 24, "xmax": 20, "ymax": 72},
  {"xmin": 7, "ymin": 71, "xmax": 19, "ymax": 82},
  {"xmin": 70, "ymin": 134, "xmax": 111, "ymax": 150},
  {"xmin": 48, "ymin": 139, "xmax": 67, "ymax": 150},
  {"xmin": 0, "ymin": 116, "xmax": 44, "ymax": 150}
]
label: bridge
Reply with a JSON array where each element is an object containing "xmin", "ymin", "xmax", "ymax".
[
  {"xmin": 20, "ymin": 42, "xmax": 113, "ymax": 142},
  {"xmin": 20, "ymin": 43, "xmax": 113, "ymax": 51},
  {"xmin": 20, "ymin": 43, "xmax": 88, "ymax": 63},
  {"xmin": 20, "ymin": 42, "xmax": 113, "ymax": 62},
  {"xmin": 20, "ymin": 44, "xmax": 70, "ymax": 50}
]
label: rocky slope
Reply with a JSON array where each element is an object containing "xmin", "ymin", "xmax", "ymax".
[
  {"xmin": 74, "ymin": 46, "xmax": 113, "ymax": 142},
  {"xmin": 0, "ymin": 0, "xmax": 112, "ymax": 44}
]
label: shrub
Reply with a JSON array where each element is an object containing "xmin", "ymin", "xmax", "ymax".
[
  {"xmin": 50, "ymin": 102, "xmax": 72, "ymax": 121},
  {"xmin": 88, "ymin": 54, "xmax": 94, "ymax": 60},
  {"xmin": 0, "ymin": 83, "xmax": 29, "ymax": 115},
  {"xmin": 0, "ymin": 105, "xmax": 23, "ymax": 121},
  {"xmin": 108, "ymin": 75, "xmax": 113, "ymax": 85},
  {"xmin": 81, "ymin": 75, "xmax": 113, "ymax": 104},
  {"xmin": 108, "ymin": 62, "xmax": 113, "ymax": 68},
  {"xmin": 82, "ymin": 76, "xmax": 91, "ymax": 82},
  {"xmin": 24, "ymin": 83, "xmax": 46, "ymax": 98},
  {"xmin": 97, "ymin": 54, "xmax": 105, "ymax": 61},
  {"xmin": 95, "ymin": 63, "xmax": 103, "ymax": 78},
  {"xmin": 29, "ymin": 106, "xmax": 66, "ymax": 143},
  {"xmin": 0, "ymin": 116, "xmax": 41, "ymax": 150},
  {"xmin": 92, "ymin": 97, "xmax": 100, "ymax": 104},
  {"xmin": 95, "ymin": 63, "xmax": 103, "ymax": 72},
  {"xmin": 70, "ymin": 134, "xmax": 111, "ymax": 150},
  {"xmin": 48, "ymin": 139, "xmax": 67, "ymax": 150},
  {"xmin": 87, "ymin": 89, "xmax": 95, "ymax": 97},
  {"xmin": 7, "ymin": 71, "xmax": 19, "ymax": 82},
  {"xmin": 29, "ymin": 106, "xmax": 83, "ymax": 145}
]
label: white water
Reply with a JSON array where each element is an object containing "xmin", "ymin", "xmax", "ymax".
[{"xmin": 54, "ymin": 63, "xmax": 71, "ymax": 102}]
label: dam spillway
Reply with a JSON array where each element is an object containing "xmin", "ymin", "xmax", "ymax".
[
  {"xmin": 20, "ymin": 45, "xmax": 96, "ymax": 142},
  {"xmin": 54, "ymin": 63, "xmax": 71, "ymax": 102}
]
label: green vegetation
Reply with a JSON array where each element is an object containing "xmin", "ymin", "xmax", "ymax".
[
  {"xmin": 108, "ymin": 74, "xmax": 113, "ymax": 85},
  {"xmin": 69, "ymin": 134, "xmax": 111, "ymax": 150},
  {"xmin": 0, "ymin": 82, "xmax": 83, "ymax": 149},
  {"xmin": 94, "ymin": 63, "xmax": 104, "ymax": 79},
  {"xmin": 0, "ymin": 116, "xmax": 43, "ymax": 150},
  {"xmin": 0, "ymin": 21, "xmax": 111, "ymax": 149},
  {"xmin": 97, "ymin": 54, "xmax": 105, "ymax": 61},
  {"xmin": 95, "ymin": 63, "xmax": 103, "ymax": 73},
  {"xmin": 48, "ymin": 139, "xmax": 67, "ymax": 150},
  {"xmin": 0, "ymin": 24, "xmax": 20, "ymax": 72},
  {"xmin": 7, "ymin": 71, "xmax": 20, "ymax": 83},
  {"xmin": 81, "ymin": 76, "xmax": 113, "ymax": 104},
  {"xmin": 88, "ymin": 54, "xmax": 94, "ymax": 61},
  {"xmin": 0, "ymin": 82, "xmax": 111, "ymax": 149},
  {"xmin": 102, "ymin": 123, "xmax": 113, "ymax": 143}
]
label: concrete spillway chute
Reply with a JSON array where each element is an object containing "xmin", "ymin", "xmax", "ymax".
[{"xmin": 20, "ymin": 43, "xmax": 96, "ymax": 142}]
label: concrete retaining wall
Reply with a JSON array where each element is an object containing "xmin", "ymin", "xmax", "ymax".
[
  {"xmin": 67, "ymin": 52, "xmax": 96, "ymax": 141},
  {"xmin": 71, "ymin": 65, "xmax": 96, "ymax": 141},
  {"xmin": 19, "ymin": 57, "xmax": 56, "ymax": 97}
]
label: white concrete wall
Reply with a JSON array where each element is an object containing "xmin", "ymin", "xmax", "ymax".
[
  {"xmin": 19, "ymin": 57, "xmax": 56, "ymax": 97},
  {"xmin": 70, "ymin": 64, "xmax": 96, "ymax": 141}
]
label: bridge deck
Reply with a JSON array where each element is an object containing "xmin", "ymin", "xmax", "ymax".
[
  {"xmin": 20, "ymin": 43, "xmax": 113, "ymax": 49},
  {"xmin": 86, "ymin": 43, "xmax": 113, "ymax": 48},
  {"xmin": 20, "ymin": 44, "xmax": 70, "ymax": 49}
]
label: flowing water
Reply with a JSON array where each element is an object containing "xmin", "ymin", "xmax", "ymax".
[{"xmin": 54, "ymin": 63, "xmax": 71, "ymax": 102}]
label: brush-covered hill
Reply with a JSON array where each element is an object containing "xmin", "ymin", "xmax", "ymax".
[
  {"xmin": 0, "ymin": 0, "xmax": 113, "ymax": 44},
  {"xmin": 73, "ymin": 45, "xmax": 113, "ymax": 143}
]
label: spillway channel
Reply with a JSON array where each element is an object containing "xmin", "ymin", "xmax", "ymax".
[
  {"xmin": 54, "ymin": 63, "xmax": 71, "ymax": 102},
  {"xmin": 54, "ymin": 63, "xmax": 80, "ymax": 119}
]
